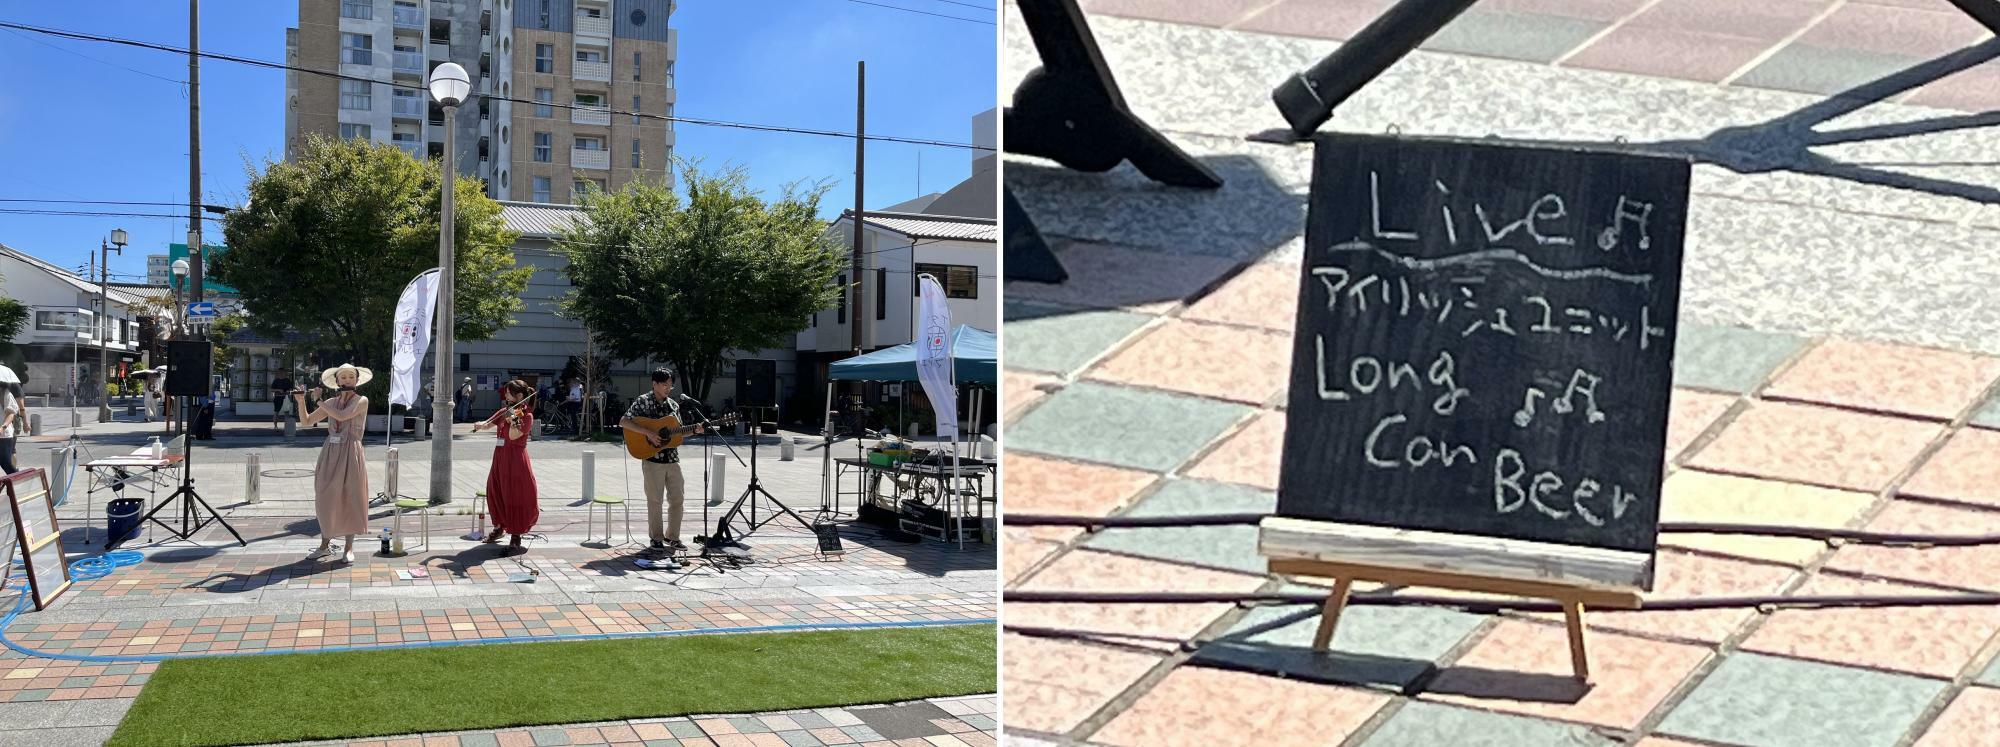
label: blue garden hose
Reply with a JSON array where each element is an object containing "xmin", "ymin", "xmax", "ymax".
[{"xmin": 68, "ymin": 550, "xmax": 143, "ymax": 581}]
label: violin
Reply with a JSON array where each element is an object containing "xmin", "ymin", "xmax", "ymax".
[{"xmin": 476, "ymin": 390, "xmax": 540, "ymax": 432}]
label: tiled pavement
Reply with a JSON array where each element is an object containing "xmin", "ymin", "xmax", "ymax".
[
  {"xmin": 1079, "ymin": 0, "xmax": 2000, "ymax": 111},
  {"xmin": 1001, "ymin": 5, "xmax": 2000, "ymax": 746}
]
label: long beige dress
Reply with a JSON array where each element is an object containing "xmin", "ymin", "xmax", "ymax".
[{"xmin": 313, "ymin": 394, "xmax": 371, "ymax": 536}]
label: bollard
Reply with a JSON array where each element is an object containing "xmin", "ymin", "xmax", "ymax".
[
  {"xmin": 416, "ymin": 417, "xmax": 429, "ymax": 438},
  {"xmin": 980, "ymin": 436, "xmax": 996, "ymax": 461},
  {"xmin": 386, "ymin": 447, "xmax": 400, "ymax": 500},
  {"xmin": 246, "ymin": 452, "xmax": 262, "ymax": 504},
  {"xmin": 709, "ymin": 453, "xmax": 728, "ymax": 506},
  {"xmin": 781, "ymin": 437, "xmax": 796, "ymax": 461},
  {"xmin": 581, "ymin": 450, "xmax": 595, "ymax": 503},
  {"xmin": 49, "ymin": 447, "xmax": 70, "ymax": 507},
  {"xmin": 28, "ymin": 413, "xmax": 40, "ymax": 437},
  {"xmin": 284, "ymin": 416, "xmax": 296, "ymax": 443}
]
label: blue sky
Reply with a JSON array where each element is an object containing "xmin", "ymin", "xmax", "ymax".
[{"xmin": 0, "ymin": 0, "xmax": 996, "ymax": 283}]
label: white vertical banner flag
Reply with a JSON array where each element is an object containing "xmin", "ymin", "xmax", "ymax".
[
  {"xmin": 914, "ymin": 274, "xmax": 958, "ymax": 444},
  {"xmin": 389, "ymin": 269, "xmax": 442, "ymax": 407}
]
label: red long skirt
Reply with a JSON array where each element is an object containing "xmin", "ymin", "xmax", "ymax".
[{"xmin": 485, "ymin": 417, "xmax": 540, "ymax": 534}]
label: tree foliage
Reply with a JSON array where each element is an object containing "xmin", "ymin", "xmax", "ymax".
[
  {"xmin": 558, "ymin": 162, "xmax": 846, "ymax": 401},
  {"xmin": 213, "ymin": 134, "xmax": 530, "ymax": 409},
  {"xmin": 0, "ymin": 270, "xmax": 26, "ymax": 385}
]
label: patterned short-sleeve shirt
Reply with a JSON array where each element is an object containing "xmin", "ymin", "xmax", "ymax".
[{"xmin": 623, "ymin": 392, "xmax": 682, "ymax": 463}]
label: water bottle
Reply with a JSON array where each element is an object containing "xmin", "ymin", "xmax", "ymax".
[
  {"xmin": 148, "ymin": 436, "xmax": 164, "ymax": 460},
  {"xmin": 379, "ymin": 527, "xmax": 392, "ymax": 555}
]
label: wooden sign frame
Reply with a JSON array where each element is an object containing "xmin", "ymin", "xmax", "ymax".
[{"xmin": 5, "ymin": 469, "xmax": 73, "ymax": 611}]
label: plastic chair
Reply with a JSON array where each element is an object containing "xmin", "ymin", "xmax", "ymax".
[
  {"xmin": 585, "ymin": 494, "xmax": 632, "ymax": 548},
  {"xmin": 392, "ymin": 497, "xmax": 430, "ymax": 555}
]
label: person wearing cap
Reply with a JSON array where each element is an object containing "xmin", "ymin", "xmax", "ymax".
[
  {"xmin": 455, "ymin": 376, "xmax": 474, "ymax": 423},
  {"xmin": 293, "ymin": 363, "xmax": 373, "ymax": 563}
]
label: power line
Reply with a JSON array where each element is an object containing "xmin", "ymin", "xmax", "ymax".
[
  {"xmin": 0, "ymin": 26, "xmax": 182, "ymax": 85},
  {"xmin": 0, "ymin": 198, "xmax": 195, "ymax": 208},
  {"xmin": 0, "ymin": 208, "xmax": 219, "ymax": 222},
  {"xmin": 0, "ymin": 20, "xmax": 990, "ymax": 152},
  {"xmin": 912, "ymin": 0, "xmax": 996, "ymax": 11},
  {"xmin": 842, "ymin": 0, "xmax": 995, "ymax": 25}
]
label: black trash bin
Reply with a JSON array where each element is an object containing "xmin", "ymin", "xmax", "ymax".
[{"xmin": 105, "ymin": 497, "xmax": 143, "ymax": 548}]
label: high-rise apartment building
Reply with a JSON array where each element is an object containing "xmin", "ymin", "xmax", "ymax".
[{"xmin": 286, "ymin": 0, "xmax": 678, "ymax": 203}]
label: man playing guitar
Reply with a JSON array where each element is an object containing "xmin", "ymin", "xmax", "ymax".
[{"xmin": 620, "ymin": 367, "xmax": 703, "ymax": 552}]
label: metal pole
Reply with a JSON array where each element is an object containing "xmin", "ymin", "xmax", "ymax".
[
  {"xmin": 1270, "ymin": 0, "xmax": 1482, "ymax": 138},
  {"xmin": 98, "ymin": 240, "xmax": 111, "ymax": 422},
  {"xmin": 851, "ymin": 60, "xmax": 866, "ymax": 360},
  {"xmin": 430, "ymin": 103, "xmax": 458, "ymax": 504},
  {"xmin": 187, "ymin": 0, "xmax": 204, "ymax": 305}
]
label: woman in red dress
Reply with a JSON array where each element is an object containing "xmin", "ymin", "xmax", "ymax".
[{"xmin": 473, "ymin": 379, "xmax": 539, "ymax": 553}]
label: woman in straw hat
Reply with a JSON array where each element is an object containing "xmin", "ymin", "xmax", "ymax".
[
  {"xmin": 0, "ymin": 365, "xmax": 22, "ymax": 476},
  {"xmin": 293, "ymin": 363, "xmax": 372, "ymax": 563}
]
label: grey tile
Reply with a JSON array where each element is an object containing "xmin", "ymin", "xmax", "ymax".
[
  {"xmin": 1006, "ymin": 149, "xmax": 1307, "ymax": 261},
  {"xmin": 1009, "ymin": 381, "xmax": 1253, "ymax": 471},
  {"xmin": 1195, "ymin": 603, "xmax": 1486, "ymax": 690},
  {"xmin": 727, "ymin": 716, "xmax": 772, "ymax": 734},
  {"xmin": 531, "ymin": 727, "xmax": 573, "ymax": 746},
  {"xmin": 665, "ymin": 721, "xmax": 705, "ymax": 738},
  {"xmin": 1672, "ymin": 324, "xmax": 1809, "ymax": 393},
  {"xmin": 1656, "ymin": 653, "xmax": 1945, "ymax": 747},
  {"xmin": 456, "ymin": 735, "xmax": 500, "ymax": 747},
  {"xmin": 775, "ymin": 730, "xmax": 823, "ymax": 747},
  {"xmin": 0, "ymin": 726, "xmax": 118, "ymax": 747},
  {"xmin": 784, "ymin": 712, "xmax": 834, "ymax": 731},
  {"xmin": 1085, "ymin": 479, "xmax": 1275, "ymax": 574},
  {"xmin": 1734, "ymin": 44, "xmax": 1926, "ymax": 97},
  {"xmin": 0, "ymin": 700, "xmax": 76, "ymax": 729},
  {"xmin": 838, "ymin": 724, "xmax": 885, "ymax": 742},
  {"xmin": 1423, "ymin": 9, "xmax": 1608, "ymax": 64},
  {"xmin": 1362, "ymin": 701, "xmax": 1613, "ymax": 746},
  {"xmin": 1004, "ymin": 306, "xmax": 1153, "ymax": 376}
]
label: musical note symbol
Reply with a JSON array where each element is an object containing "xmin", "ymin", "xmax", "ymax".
[
  {"xmin": 1552, "ymin": 369, "xmax": 1606, "ymax": 423},
  {"xmin": 1597, "ymin": 196, "xmax": 1655, "ymax": 251},
  {"xmin": 1513, "ymin": 388, "xmax": 1545, "ymax": 428}
]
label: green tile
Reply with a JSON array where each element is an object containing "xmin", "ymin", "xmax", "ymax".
[
  {"xmin": 1085, "ymin": 480, "xmax": 1274, "ymax": 574},
  {"xmin": 1362, "ymin": 701, "xmax": 1613, "ymax": 746},
  {"xmin": 457, "ymin": 735, "xmax": 501, "ymax": 747},
  {"xmin": 1423, "ymin": 10, "xmax": 1607, "ymax": 64},
  {"xmin": 1734, "ymin": 44, "xmax": 1925, "ymax": 97},
  {"xmin": 1976, "ymin": 654, "xmax": 2000, "ymax": 687},
  {"xmin": 1673, "ymin": 324, "xmax": 1809, "ymax": 393},
  {"xmin": 1656, "ymin": 653, "xmax": 1944, "ymax": 747},
  {"xmin": 1196, "ymin": 602, "xmax": 1486, "ymax": 690},
  {"xmin": 1004, "ymin": 306, "xmax": 1152, "ymax": 376},
  {"xmin": 1970, "ymin": 392, "xmax": 2000, "ymax": 430},
  {"xmin": 1009, "ymin": 382, "xmax": 1252, "ymax": 471}
]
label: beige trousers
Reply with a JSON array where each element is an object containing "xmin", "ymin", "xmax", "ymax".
[{"xmin": 640, "ymin": 460, "xmax": 686, "ymax": 542}]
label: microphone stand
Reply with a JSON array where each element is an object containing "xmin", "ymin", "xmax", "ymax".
[{"xmin": 678, "ymin": 396, "xmax": 744, "ymax": 572}]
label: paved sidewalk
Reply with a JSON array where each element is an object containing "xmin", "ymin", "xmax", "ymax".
[{"xmin": 1002, "ymin": 6, "xmax": 2000, "ymax": 747}]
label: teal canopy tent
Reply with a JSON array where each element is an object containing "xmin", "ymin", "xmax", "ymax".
[{"xmin": 827, "ymin": 326, "xmax": 996, "ymax": 385}]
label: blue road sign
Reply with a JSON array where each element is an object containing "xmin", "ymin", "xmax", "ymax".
[{"xmin": 186, "ymin": 302, "xmax": 217, "ymax": 317}]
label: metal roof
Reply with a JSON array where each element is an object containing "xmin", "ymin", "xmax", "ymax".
[
  {"xmin": 842, "ymin": 210, "xmax": 996, "ymax": 242},
  {"xmin": 498, "ymin": 200, "xmax": 585, "ymax": 239},
  {"xmin": 0, "ymin": 242, "xmax": 148, "ymax": 305}
]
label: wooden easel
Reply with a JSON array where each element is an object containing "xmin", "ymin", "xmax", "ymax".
[{"xmin": 1261, "ymin": 517, "xmax": 1649, "ymax": 682}]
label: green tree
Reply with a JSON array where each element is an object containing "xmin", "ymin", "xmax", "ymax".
[
  {"xmin": 0, "ymin": 271, "xmax": 27, "ymax": 385},
  {"xmin": 558, "ymin": 162, "xmax": 846, "ymax": 401},
  {"xmin": 213, "ymin": 134, "xmax": 531, "ymax": 411}
]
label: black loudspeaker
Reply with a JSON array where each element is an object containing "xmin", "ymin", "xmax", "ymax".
[
  {"xmin": 165, "ymin": 340, "xmax": 212, "ymax": 396},
  {"xmin": 735, "ymin": 359, "xmax": 778, "ymax": 408}
]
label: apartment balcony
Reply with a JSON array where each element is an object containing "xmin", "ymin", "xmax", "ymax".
[
  {"xmin": 571, "ymin": 148, "xmax": 610, "ymax": 170},
  {"xmin": 572, "ymin": 60, "xmax": 611, "ymax": 83},
  {"xmin": 392, "ymin": 5, "xmax": 424, "ymax": 29},
  {"xmin": 570, "ymin": 105, "xmax": 610, "ymax": 126},
  {"xmin": 393, "ymin": 51, "xmax": 424, "ymax": 77},
  {"xmin": 575, "ymin": 14, "xmax": 611, "ymax": 40},
  {"xmin": 391, "ymin": 97, "xmax": 425, "ymax": 118},
  {"xmin": 393, "ymin": 139, "xmax": 424, "ymax": 158}
]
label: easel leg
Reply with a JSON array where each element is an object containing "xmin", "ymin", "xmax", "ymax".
[
  {"xmin": 1310, "ymin": 578, "xmax": 1355, "ymax": 653},
  {"xmin": 1564, "ymin": 600, "xmax": 1590, "ymax": 682}
]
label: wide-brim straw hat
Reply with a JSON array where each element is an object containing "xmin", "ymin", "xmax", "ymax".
[
  {"xmin": 320, "ymin": 364, "xmax": 374, "ymax": 388},
  {"xmin": 0, "ymin": 365, "xmax": 17, "ymax": 385}
]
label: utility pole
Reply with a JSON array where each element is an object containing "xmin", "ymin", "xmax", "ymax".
[
  {"xmin": 187, "ymin": 0, "xmax": 204, "ymax": 307},
  {"xmin": 97, "ymin": 230, "xmax": 127, "ymax": 422},
  {"xmin": 850, "ymin": 61, "xmax": 865, "ymax": 360}
]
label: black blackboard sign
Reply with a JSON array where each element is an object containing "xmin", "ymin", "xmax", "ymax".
[{"xmin": 1277, "ymin": 134, "xmax": 1690, "ymax": 554}]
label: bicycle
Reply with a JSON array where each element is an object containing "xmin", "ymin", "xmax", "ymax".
[{"xmin": 538, "ymin": 402, "xmax": 576, "ymax": 436}]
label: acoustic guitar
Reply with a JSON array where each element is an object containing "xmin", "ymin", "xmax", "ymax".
[{"xmin": 623, "ymin": 412, "xmax": 741, "ymax": 460}]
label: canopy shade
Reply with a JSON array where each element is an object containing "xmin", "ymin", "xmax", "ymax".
[{"xmin": 827, "ymin": 325, "xmax": 996, "ymax": 385}]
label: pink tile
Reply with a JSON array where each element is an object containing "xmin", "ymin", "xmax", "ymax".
[
  {"xmin": 1763, "ymin": 339, "xmax": 2000, "ymax": 421},
  {"xmin": 1185, "ymin": 410, "xmax": 1286, "ymax": 490},
  {"xmin": 1235, "ymin": 0, "xmax": 1396, "ymax": 40},
  {"xmin": 1006, "ymin": 242, "xmax": 1243, "ymax": 315},
  {"xmin": 1092, "ymin": 666, "xmax": 1388, "ymax": 746},
  {"xmin": 1742, "ymin": 574, "xmax": 2000, "ymax": 678},
  {"xmin": 1005, "ymin": 370, "xmax": 1059, "ymax": 422},
  {"xmin": 1906, "ymin": 62, "xmax": 2000, "ymax": 112},
  {"xmin": 1425, "ymin": 620, "xmax": 1712, "ymax": 729},
  {"xmin": 1088, "ymin": 319, "xmax": 1292, "ymax": 405},
  {"xmin": 1538, "ymin": 550, "xmax": 1795, "ymax": 644},
  {"xmin": 1004, "ymin": 526, "xmax": 1081, "ymax": 586},
  {"xmin": 1003, "ymin": 634, "xmax": 1163, "ymax": 734},
  {"xmin": 1004, "ymin": 454, "xmax": 1158, "ymax": 516},
  {"xmin": 1483, "ymin": 0, "xmax": 1651, "ymax": 21},
  {"xmin": 1798, "ymin": 3, "xmax": 1992, "ymax": 58},
  {"xmin": 1686, "ymin": 401, "xmax": 1942, "ymax": 492},
  {"xmin": 1635, "ymin": 738, "xmax": 1716, "ymax": 747},
  {"xmin": 1915, "ymin": 686, "xmax": 2000, "ymax": 746},
  {"xmin": 1625, "ymin": 0, "xmax": 1832, "ymax": 41},
  {"xmin": 1012, "ymin": 549, "xmax": 1268, "ymax": 648},
  {"xmin": 1183, "ymin": 261, "xmax": 1301, "ymax": 332},
  {"xmin": 1665, "ymin": 389, "xmax": 1737, "ymax": 462},
  {"xmin": 1564, "ymin": 27, "xmax": 1777, "ymax": 83},
  {"xmin": 1903, "ymin": 428, "xmax": 2000, "ymax": 509},
  {"xmin": 1080, "ymin": 0, "xmax": 1273, "ymax": 28},
  {"xmin": 1825, "ymin": 498, "xmax": 2000, "ymax": 592}
]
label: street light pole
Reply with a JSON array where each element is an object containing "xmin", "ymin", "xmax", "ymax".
[
  {"xmin": 98, "ymin": 228, "xmax": 127, "ymax": 422},
  {"xmin": 428, "ymin": 62, "xmax": 470, "ymax": 506}
]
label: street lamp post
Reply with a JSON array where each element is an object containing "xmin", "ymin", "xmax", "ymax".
[
  {"xmin": 98, "ymin": 228, "xmax": 128, "ymax": 422},
  {"xmin": 427, "ymin": 62, "xmax": 470, "ymax": 506},
  {"xmin": 171, "ymin": 258, "xmax": 188, "ymax": 435}
]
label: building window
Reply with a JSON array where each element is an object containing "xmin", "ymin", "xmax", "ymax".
[
  {"xmin": 342, "ymin": 0, "xmax": 373, "ymax": 20},
  {"xmin": 665, "ymin": 61, "xmax": 675, "ymax": 87},
  {"xmin": 342, "ymin": 33, "xmax": 373, "ymax": 65},
  {"xmin": 339, "ymin": 123, "xmax": 373, "ymax": 140},
  {"xmin": 631, "ymin": 138, "xmax": 641, "ymax": 168},
  {"xmin": 632, "ymin": 95, "xmax": 642, "ymax": 124},
  {"xmin": 536, "ymin": 0, "xmax": 550, "ymax": 29},
  {"xmin": 534, "ymin": 43, "xmax": 553, "ymax": 73},
  {"xmin": 875, "ymin": 267, "xmax": 886, "ymax": 321},
  {"xmin": 574, "ymin": 92, "xmax": 603, "ymax": 108},
  {"xmin": 574, "ymin": 135, "xmax": 604, "ymax": 151},
  {"xmin": 572, "ymin": 178, "xmax": 604, "ymax": 198},
  {"xmin": 339, "ymin": 80, "xmax": 372, "ymax": 110},
  {"xmin": 532, "ymin": 176, "xmax": 551, "ymax": 202},
  {"xmin": 34, "ymin": 310, "xmax": 85, "ymax": 332},
  {"xmin": 913, "ymin": 263, "xmax": 978, "ymax": 299},
  {"xmin": 533, "ymin": 87, "xmax": 553, "ymax": 116},
  {"xmin": 633, "ymin": 51, "xmax": 642, "ymax": 81},
  {"xmin": 837, "ymin": 274, "xmax": 847, "ymax": 324},
  {"xmin": 532, "ymin": 132, "xmax": 551, "ymax": 162},
  {"xmin": 576, "ymin": 49, "xmax": 605, "ymax": 63}
]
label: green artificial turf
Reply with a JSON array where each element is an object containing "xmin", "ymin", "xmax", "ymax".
[{"xmin": 109, "ymin": 623, "xmax": 996, "ymax": 747}]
